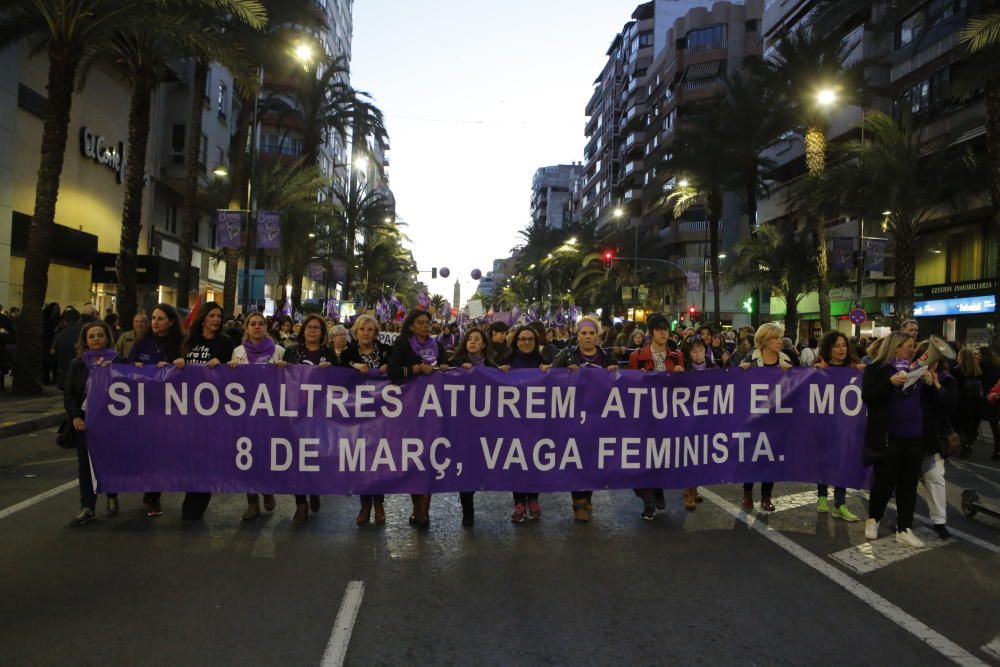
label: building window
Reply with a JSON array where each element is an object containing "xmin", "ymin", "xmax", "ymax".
[
  {"xmin": 165, "ymin": 203, "xmax": 178, "ymax": 234},
  {"xmin": 686, "ymin": 24, "xmax": 726, "ymax": 53},
  {"xmin": 896, "ymin": 0, "xmax": 967, "ymax": 50},
  {"xmin": 894, "ymin": 65, "xmax": 951, "ymax": 117},
  {"xmin": 203, "ymin": 69, "xmax": 211, "ymax": 104},
  {"xmin": 199, "ymin": 133, "xmax": 207, "ymax": 173},
  {"xmin": 638, "ymin": 31, "xmax": 654, "ymax": 48},
  {"xmin": 171, "ymin": 124, "xmax": 185, "ymax": 165},
  {"xmin": 217, "ymin": 81, "xmax": 227, "ymax": 119}
]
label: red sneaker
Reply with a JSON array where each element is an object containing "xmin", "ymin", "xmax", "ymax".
[
  {"xmin": 527, "ymin": 500, "xmax": 541, "ymax": 520},
  {"xmin": 511, "ymin": 503, "xmax": 526, "ymax": 523}
]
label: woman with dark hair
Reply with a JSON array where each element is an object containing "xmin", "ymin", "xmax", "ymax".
[
  {"xmin": 276, "ymin": 316, "xmax": 295, "ymax": 348},
  {"xmin": 345, "ymin": 314, "xmax": 393, "ymax": 526},
  {"xmin": 387, "ymin": 309, "xmax": 450, "ymax": 528},
  {"xmin": 276, "ymin": 313, "xmax": 329, "ymax": 525},
  {"xmin": 173, "ymin": 302, "xmax": 235, "ymax": 520},
  {"xmin": 812, "ymin": 331, "xmax": 865, "ymax": 521},
  {"xmin": 229, "ymin": 312, "xmax": 285, "ymax": 520},
  {"xmin": 503, "ymin": 324, "xmax": 550, "ymax": 523},
  {"xmin": 553, "ymin": 316, "xmax": 618, "ymax": 522},
  {"xmin": 449, "ymin": 327, "xmax": 495, "ymax": 526},
  {"xmin": 66, "ymin": 321, "xmax": 121, "ymax": 526},
  {"xmin": 862, "ymin": 333, "xmax": 947, "ymax": 547},
  {"xmin": 128, "ymin": 303, "xmax": 184, "ymax": 517}
]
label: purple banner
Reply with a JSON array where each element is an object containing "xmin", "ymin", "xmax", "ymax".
[
  {"xmin": 84, "ymin": 366, "xmax": 870, "ymax": 495},
  {"xmin": 256, "ymin": 211, "xmax": 282, "ymax": 249},
  {"xmin": 216, "ymin": 210, "xmax": 244, "ymax": 248}
]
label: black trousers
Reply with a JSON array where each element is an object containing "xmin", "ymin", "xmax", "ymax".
[
  {"xmin": 182, "ymin": 492, "xmax": 212, "ymax": 519},
  {"xmin": 868, "ymin": 437, "xmax": 924, "ymax": 531},
  {"xmin": 571, "ymin": 491, "xmax": 593, "ymax": 502},
  {"xmin": 360, "ymin": 494, "xmax": 385, "ymax": 505},
  {"xmin": 76, "ymin": 438, "xmax": 116, "ymax": 511},
  {"xmin": 743, "ymin": 482, "xmax": 774, "ymax": 498}
]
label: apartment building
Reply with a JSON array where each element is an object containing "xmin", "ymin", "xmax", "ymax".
[
  {"xmin": 758, "ymin": 0, "xmax": 991, "ymax": 342},
  {"xmin": 531, "ymin": 164, "xmax": 584, "ymax": 230}
]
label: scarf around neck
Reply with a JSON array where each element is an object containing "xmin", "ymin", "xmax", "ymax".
[
  {"xmin": 467, "ymin": 352, "xmax": 485, "ymax": 366},
  {"xmin": 82, "ymin": 348, "xmax": 116, "ymax": 368},
  {"xmin": 409, "ymin": 335, "xmax": 439, "ymax": 366},
  {"xmin": 244, "ymin": 337, "xmax": 276, "ymax": 364}
]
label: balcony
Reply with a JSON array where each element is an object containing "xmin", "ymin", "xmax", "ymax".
[
  {"xmin": 687, "ymin": 39, "xmax": 727, "ymax": 55},
  {"xmin": 683, "ymin": 77, "xmax": 725, "ymax": 93},
  {"xmin": 624, "ymin": 131, "xmax": 645, "ymax": 151},
  {"xmin": 623, "ymin": 159, "xmax": 643, "ymax": 176},
  {"xmin": 623, "ymin": 188, "xmax": 642, "ymax": 202}
]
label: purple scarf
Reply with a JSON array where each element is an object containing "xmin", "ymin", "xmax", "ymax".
[
  {"xmin": 409, "ymin": 335, "xmax": 439, "ymax": 366},
  {"xmin": 243, "ymin": 337, "xmax": 276, "ymax": 364},
  {"xmin": 467, "ymin": 352, "xmax": 485, "ymax": 366},
  {"xmin": 82, "ymin": 348, "xmax": 117, "ymax": 368}
]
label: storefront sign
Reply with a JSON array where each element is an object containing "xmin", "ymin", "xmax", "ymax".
[
  {"xmin": 79, "ymin": 126, "xmax": 125, "ymax": 184},
  {"xmin": 913, "ymin": 279, "xmax": 996, "ymax": 300},
  {"xmin": 914, "ymin": 295, "xmax": 996, "ymax": 317}
]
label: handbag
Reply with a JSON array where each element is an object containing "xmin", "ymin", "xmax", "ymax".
[
  {"xmin": 56, "ymin": 419, "xmax": 75, "ymax": 449},
  {"xmin": 939, "ymin": 430, "xmax": 961, "ymax": 459}
]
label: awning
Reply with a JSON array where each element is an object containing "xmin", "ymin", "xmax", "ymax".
[{"xmin": 684, "ymin": 60, "xmax": 723, "ymax": 81}]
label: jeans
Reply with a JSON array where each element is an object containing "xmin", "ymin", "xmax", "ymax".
[
  {"xmin": 817, "ymin": 484, "xmax": 847, "ymax": 507},
  {"xmin": 868, "ymin": 437, "xmax": 924, "ymax": 531}
]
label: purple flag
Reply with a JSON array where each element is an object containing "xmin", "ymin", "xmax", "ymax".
[
  {"xmin": 308, "ymin": 263, "xmax": 325, "ymax": 282},
  {"xmin": 216, "ymin": 210, "xmax": 244, "ymax": 248},
  {"xmin": 85, "ymin": 365, "xmax": 869, "ymax": 494},
  {"xmin": 256, "ymin": 211, "xmax": 282, "ymax": 249},
  {"xmin": 864, "ymin": 239, "xmax": 887, "ymax": 272},
  {"xmin": 830, "ymin": 238, "xmax": 855, "ymax": 271}
]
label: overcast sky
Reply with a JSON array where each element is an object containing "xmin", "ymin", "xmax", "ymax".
[{"xmin": 351, "ymin": 1, "xmax": 642, "ymax": 304}]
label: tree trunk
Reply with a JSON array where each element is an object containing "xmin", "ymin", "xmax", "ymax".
[
  {"xmin": 116, "ymin": 75, "xmax": 156, "ymax": 326},
  {"xmin": 223, "ymin": 90, "xmax": 254, "ymax": 318},
  {"xmin": 708, "ymin": 193, "xmax": 722, "ymax": 325},
  {"xmin": 893, "ymin": 230, "xmax": 916, "ymax": 325},
  {"xmin": 13, "ymin": 48, "xmax": 79, "ymax": 394},
  {"xmin": 785, "ymin": 294, "xmax": 799, "ymax": 342},
  {"xmin": 986, "ymin": 77, "xmax": 1000, "ymax": 351},
  {"xmin": 291, "ymin": 266, "xmax": 304, "ymax": 315},
  {"xmin": 815, "ymin": 219, "xmax": 831, "ymax": 335},
  {"xmin": 176, "ymin": 59, "xmax": 209, "ymax": 310}
]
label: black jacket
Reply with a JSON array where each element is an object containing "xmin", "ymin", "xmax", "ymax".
[
  {"xmin": 342, "ymin": 341, "xmax": 393, "ymax": 369},
  {"xmin": 862, "ymin": 362, "xmax": 950, "ymax": 460},
  {"xmin": 552, "ymin": 345, "xmax": 615, "ymax": 368},
  {"xmin": 387, "ymin": 336, "xmax": 449, "ymax": 381},
  {"xmin": 63, "ymin": 355, "xmax": 123, "ymax": 421}
]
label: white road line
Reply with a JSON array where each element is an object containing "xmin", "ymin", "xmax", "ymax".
[
  {"xmin": 17, "ymin": 457, "xmax": 78, "ymax": 468},
  {"xmin": 830, "ymin": 528, "xmax": 954, "ymax": 575},
  {"xmin": 852, "ymin": 492, "xmax": 1000, "ymax": 556},
  {"xmin": 0, "ymin": 480, "xmax": 77, "ymax": 521},
  {"xmin": 320, "ymin": 580, "xmax": 365, "ymax": 667},
  {"xmin": 982, "ymin": 634, "xmax": 1000, "ymax": 661},
  {"xmin": 700, "ymin": 487, "xmax": 987, "ymax": 667}
]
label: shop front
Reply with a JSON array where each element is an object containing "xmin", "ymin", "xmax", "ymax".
[
  {"xmin": 770, "ymin": 292, "xmax": 893, "ymax": 341},
  {"xmin": 913, "ymin": 279, "xmax": 995, "ymax": 345},
  {"xmin": 91, "ymin": 253, "xmax": 200, "ymax": 316}
]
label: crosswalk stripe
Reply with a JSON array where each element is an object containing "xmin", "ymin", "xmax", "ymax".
[{"xmin": 829, "ymin": 527, "xmax": 954, "ymax": 574}]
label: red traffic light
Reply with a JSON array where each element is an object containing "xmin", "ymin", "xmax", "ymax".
[
  {"xmin": 688, "ymin": 306, "xmax": 696, "ymax": 314},
  {"xmin": 603, "ymin": 250, "xmax": 614, "ymax": 270}
]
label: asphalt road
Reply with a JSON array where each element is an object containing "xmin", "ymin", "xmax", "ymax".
[{"xmin": 2, "ymin": 427, "xmax": 1000, "ymax": 667}]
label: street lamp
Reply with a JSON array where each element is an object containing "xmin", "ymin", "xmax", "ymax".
[
  {"xmin": 816, "ymin": 88, "xmax": 838, "ymax": 107},
  {"xmin": 612, "ymin": 207, "xmax": 624, "ymax": 218},
  {"xmin": 212, "ymin": 164, "xmax": 229, "ymax": 177},
  {"xmin": 678, "ymin": 178, "xmax": 690, "ymax": 188},
  {"xmin": 293, "ymin": 42, "xmax": 314, "ymax": 69}
]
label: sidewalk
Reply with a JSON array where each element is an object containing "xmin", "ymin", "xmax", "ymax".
[{"xmin": 0, "ymin": 385, "xmax": 64, "ymax": 439}]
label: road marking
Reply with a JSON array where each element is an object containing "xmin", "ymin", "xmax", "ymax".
[
  {"xmin": 0, "ymin": 480, "xmax": 77, "ymax": 521},
  {"xmin": 830, "ymin": 528, "xmax": 954, "ymax": 574},
  {"xmin": 17, "ymin": 457, "xmax": 78, "ymax": 468},
  {"xmin": 320, "ymin": 580, "xmax": 365, "ymax": 667},
  {"xmin": 766, "ymin": 490, "xmax": 820, "ymax": 513},
  {"xmin": 853, "ymin": 492, "xmax": 1000, "ymax": 556},
  {"xmin": 700, "ymin": 487, "xmax": 987, "ymax": 667},
  {"xmin": 982, "ymin": 634, "xmax": 1000, "ymax": 661}
]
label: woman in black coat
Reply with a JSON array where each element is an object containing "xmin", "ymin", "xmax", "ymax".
[
  {"xmin": 65, "ymin": 321, "xmax": 122, "ymax": 526},
  {"xmin": 387, "ymin": 309, "xmax": 450, "ymax": 528}
]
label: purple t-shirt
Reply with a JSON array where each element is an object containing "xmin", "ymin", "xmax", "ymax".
[{"xmin": 888, "ymin": 358, "xmax": 923, "ymax": 440}]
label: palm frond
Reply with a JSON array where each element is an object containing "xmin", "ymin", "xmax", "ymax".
[{"xmin": 960, "ymin": 14, "xmax": 1000, "ymax": 52}]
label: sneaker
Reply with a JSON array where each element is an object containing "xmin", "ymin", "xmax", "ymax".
[
  {"xmin": 146, "ymin": 502, "xmax": 162, "ymax": 518},
  {"xmin": 106, "ymin": 497, "xmax": 119, "ymax": 518},
  {"xmin": 864, "ymin": 518, "xmax": 879, "ymax": 540},
  {"xmin": 511, "ymin": 503, "xmax": 526, "ymax": 523},
  {"xmin": 895, "ymin": 528, "xmax": 925, "ymax": 548},
  {"xmin": 833, "ymin": 505, "xmax": 859, "ymax": 522},
  {"xmin": 69, "ymin": 508, "xmax": 95, "ymax": 527},
  {"xmin": 740, "ymin": 495, "xmax": 754, "ymax": 511},
  {"xmin": 933, "ymin": 524, "xmax": 951, "ymax": 540},
  {"xmin": 817, "ymin": 497, "xmax": 829, "ymax": 513},
  {"xmin": 640, "ymin": 504, "xmax": 656, "ymax": 521},
  {"xmin": 527, "ymin": 500, "xmax": 541, "ymax": 520}
]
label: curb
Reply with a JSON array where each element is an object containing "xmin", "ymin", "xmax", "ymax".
[{"xmin": 0, "ymin": 412, "xmax": 64, "ymax": 440}]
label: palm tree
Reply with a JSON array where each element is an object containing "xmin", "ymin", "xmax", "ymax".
[
  {"xmin": 763, "ymin": 27, "xmax": 860, "ymax": 332},
  {"xmin": 108, "ymin": 2, "xmax": 267, "ymax": 325},
  {"xmin": 0, "ymin": 0, "xmax": 146, "ymax": 393},
  {"xmin": 819, "ymin": 111, "xmax": 976, "ymax": 323},
  {"xmin": 728, "ymin": 221, "xmax": 819, "ymax": 338},
  {"xmin": 331, "ymin": 179, "xmax": 391, "ymax": 301}
]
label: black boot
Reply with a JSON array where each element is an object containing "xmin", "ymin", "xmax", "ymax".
[{"xmin": 460, "ymin": 492, "xmax": 475, "ymax": 526}]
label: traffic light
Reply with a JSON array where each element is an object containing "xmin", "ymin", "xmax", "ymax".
[
  {"xmin": 603, "ymin": 250, "xmax": 614, "ymax": 270},
  {"xmin": 688, "ymin": 306, "xmax": 697, "ymax": 321},
  {"xmin": 431, "ymin": 267, "xmax": 437, "ymax": 279}
]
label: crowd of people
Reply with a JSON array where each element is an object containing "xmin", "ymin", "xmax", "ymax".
[{"xmin": 52, "ymin": 301, "xmax": 1000, "ymax": 549}]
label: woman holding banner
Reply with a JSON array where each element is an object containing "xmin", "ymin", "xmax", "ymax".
[
  {"xmin": 230, "ymin": 312, "xmax": 285, "ymax": 521},
  {"xmin": 278, "ymin": 314, "xmax": 331, "ymax": 525},
  {"xmin": 552, "ymin": 316, "xmax": 618, "ymax": 522},
  {"xmin": 449, "ymin": 327, "xmax": 497, "ymax": 526},
  {"xmin": 387, "ymin": 309, "xmax": 450, "ymax": 529},
  {"xmin": 812, "ymin": 331, "xmax": 864, "ymax": 521},
  {"xmin": 862, "ymin": 333, "xmax": 946, "ymax": 548},
  {"xmin": 345, "ymin": 314, "xmax": 392, "ymax": 526},
  {"xmin": 128, "ymin": 303, "xmax": 184, "ymax": 518},
  {"xmin": 628, "ymin": 313, "xmax": 683, "ymax": 519},
  {"xmin": 173, "ymin": 302, "xmax": 235, "ymax": 521},
  {"xmin": 738, "ymin": 323, "xmax": 791, "ymax": 513},
  {"xmin": 504, "ymin": 325, "xmax": 549, "ymax": 522},
  {"xmin": 66, "ymin": 321, "xmax": 122, "ymax": 526}
]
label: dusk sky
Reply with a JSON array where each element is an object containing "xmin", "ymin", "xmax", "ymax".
[{"xmin": 351, "ymin": 1, "xmax": 643, "ymax": 304}]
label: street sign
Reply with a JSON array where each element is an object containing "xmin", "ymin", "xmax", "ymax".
[{"xmin": 848, "ymin": 307, "xmax": 867, "ymax": 326}]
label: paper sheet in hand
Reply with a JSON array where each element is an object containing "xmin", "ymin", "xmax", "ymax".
[{"xmin": 902, "ymin": 366, "xmax": 928, "ymax": 390}]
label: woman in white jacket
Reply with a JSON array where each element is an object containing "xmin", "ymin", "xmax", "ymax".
[{"xmin": 229, "ymin": 312, "xmax": 284, "ymax": 520}]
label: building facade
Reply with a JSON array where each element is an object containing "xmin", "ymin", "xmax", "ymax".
[{"xmin": 531, "ymin": 164, "xmax": 583, "ymax": 230}]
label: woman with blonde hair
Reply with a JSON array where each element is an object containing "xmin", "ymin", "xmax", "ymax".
[
  {"xmin": 738, "ymin": 322, "xmax": 791, "ymax": 512},
  {"xmin": 862, "ymin": 332, "xmax": 946, "ymax": 547}
]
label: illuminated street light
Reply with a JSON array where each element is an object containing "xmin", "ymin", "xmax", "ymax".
[
  {"xmin": 567, "ymin": 237, "xmax": 578, "ymax": 245},
  {"xmin": 212, "ymin": 165, "xmax": 229, "ymax": 177},
  {"xmin": 678, "ymin": 178, "xmax": 690, "ymax": 188},
  {"xmin": 718, "ymin": 253, "xmax": 727, "ymax": 259},
  {"xmin": 384, "ymin": 217, "xmax": 393, "ymax": 223},
  {"xmin": 612, "ymin": 207, "xmax": 624, "ymax": 218},
  {"xmin": 816, "ymin": 88, "xmax": 838, "ymax": 107},
  {"xmin": 354, "ymin": 156, "xmax": 368, "ymax": 171},
  {"xmin": 294, "ymin": 42, "xmax": 314, "ymax": 68}
]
